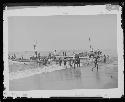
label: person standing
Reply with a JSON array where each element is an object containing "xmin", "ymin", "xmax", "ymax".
[
  {"xmin": 63, "ymin": 52, "xmax": 64, "ymax": 56},
  {"xmin": 59, "ymin": 57, "xmax": 62, "ymax": 66},
  {"xmin": 65, "ymin": 52, "xmax": 67, "ymax": 56},
  {"xmin": 14, "ymin": 53, "xmax": 16, "ymax": 59},
  {"xmin": 92, "ymin": 55, "xmax": 99, "ymax": 72},
  {"xmin": 69, "ymin": 58, "xmax": 72, "ymax": 68},
  {"xmin": 73, "ymin": 57, "xmax": 76, "ymax": 68},
  {"xmin": 48, "ymin": 53, "xmax": 51, "ymax": 59},
  {"xmin": 103, "ymin": 54, "xmax": 106, "ymax": 63},
  {"xmin": 38, "ymin": 53, "xmax": 40, "ymax": 60},
  {"xmin": 63, "ymin": 58, "xmax": 67, "ymax": 68},
  {"xmin": 54, "ymin": 50, "xmax": 56, "ymax": 56},
  {"xmin": 77, "ymin": 57, "xmax": 80, "ymax": 67}
]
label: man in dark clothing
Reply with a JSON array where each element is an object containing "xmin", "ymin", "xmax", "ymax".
[
  {"xmin": 73, "ymin": 58, "xmax": 76, "ymax": 68},
  {"xmin": 69, "ymin": 58, "xmax": 72, "ymax": 68},
  {"xmin": 77, "ymin": 57, "xmax": 80, "ymax": 67},
  {"xmin": 92, "ymin": 56, "xmax": 99, "ymax": 72},
  {"xmin": 64, "ymin": 58, "xmax": 67, "ymax": 68},
  {"xmin": 14, "ymin": 54, "xmax": 16, "ymax": 59},
  {"xmin": 104, "ymin": 54, "xmax": 106, "ymax": 63},
  {"xmin": 59, "ymin": 58, "xmax": 62, "ymax": 66},
  {"xmin": 63, "ymin": 52, "xmax": 64, "ymax": 56},
  {"xmin": 65, "ymin": 52, "xmax": 67, "ymax": 56},
  {"xmin": 35, "ymin": 51, "xmax": 37, "ymax": 58},
  {"xmin": 38, "ymin": 53, "xmax": 41, "ymax": 61},
  {"xmin": 44, "ymin": 58, "xmax": 47, "ymax": 66}
]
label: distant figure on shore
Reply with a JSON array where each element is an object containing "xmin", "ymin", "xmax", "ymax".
[
  {"xmin": 54, "ymin": 50, "xmax": 56, "ymax": 56},
  {"xmin": 11, "ymin": 56, "xmax": 15, "ymax": 60},
  {"xmin": 77, "ymin": 57, "xmax": 80, "ymax": 67},
  {"xmin": 14, "ymin": 53, "xmax": 16, "ymax": 59},
  {"xmin": 103, "ymin": 54, "xmax": 106, "ymax": 63},
  {"xmin": 38, "ymin": 53, "xmax": 41, "ymax": 60},
  {"xmin": 63, "ymin": 58, "xmax": 67, "ymax": 68},
  {"xmin": 35, "ymin": 51, "xmax": 38, "ymax": 58},
  {"xmin": 44, "ymin": 58, "xmax": 48, "ymax": 66},
  {"xmin": 75, "ymin": 54, "xmax": 80, "ymax": 67},
  {"xmin": 59, "ymin": 57, "xmax": 62, "ymax": 66},
  {"xmin": 107, "ymin": 55, "xmax": 109, "ymax": 62},
  {"xmin": 48, "ymin": 58, "xmax": 51, "ymax": 64},
  {"xmin": 65, "ymin": 52, "xmax": 67, "ymax": 56},
  {"xmin": 92, "ymin": 55, "xmax": 100, "ymax": 72},
  {"xmin": 8, "ymin": 55, "xmax": 10, "ymax": 59},
  {"xmin": 69, "ymin": 59, "xmax": 73, "ymax": 68},
  {"xmin": 48, "ymin": 53, "xmax": 51, "ymax": 59},
  {"xmin": 73, "ymin": 57, "xmax": 76, "ymax": 68},
  {"xmin": 63, "ymin": 52, "xmax": 65, "ymax": 56}
]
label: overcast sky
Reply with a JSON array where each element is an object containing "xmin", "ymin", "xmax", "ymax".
[{"xmin": 8, "ymin": 14, "xmax": 117, "ymax": 53}]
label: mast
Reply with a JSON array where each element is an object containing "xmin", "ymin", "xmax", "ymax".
[
  {"xmin": 33, "ymin": 40, "xmax": 37, "ymax": 57},
  {"xmin": 89, "ymin": 35, "xmax": 93, "ymax": 52}
]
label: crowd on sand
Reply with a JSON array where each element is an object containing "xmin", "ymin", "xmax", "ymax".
[{"xmin": 9, "ymin": 49, "xmax": 110, "ymax": 72}]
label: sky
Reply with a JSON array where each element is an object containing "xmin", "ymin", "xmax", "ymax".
[{"xmin": 8, "ymin": 14, "xmax": 117, "ymax": 53}]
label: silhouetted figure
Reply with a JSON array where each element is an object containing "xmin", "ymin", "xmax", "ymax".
[
  {"xmin": 8, "ymin": 55, "xmax": 10, "ymax": 59},
  {"xmin": 37, "ymin": 53, "xmax": 40, "ymax": 60},
  {"xmin": 59, "ymin": 58, "xmax": 62, "ymax": 66},
  {"xmin": 35, "ymin": 51, "xmax": 37, "ymax": 58},
  {"xmin": 48, "ymin": 53, "xmax": 51, "ymax": 59},
  {"xmin": 92, "ymin": 56, "xmax": 99, "ymax": 72},
  {"xmin": 43, "ymin": 58, "xmax": 47, "ymax": 66},
  {"xmin": 73, "ymin": 58, "xmax": 76, "ymax": 68},
  {"xmin": 107, "ymin": 55, "xmax": 109, "ymax": 63},
  {"xmin": 69, "ymin": 59, "xmax": 72, "ymax": 68},
  {"xmin": 14, "ymin": 53, "xmax": 16, "ymax": 59},
  {"xmin": 77, "ymin": 57, "xmax": 80, "ymax": 67},
  {"xmin": 11, "ymin": 56, "xmax": 14, "ymax": 60},
  {"xmin": 104, "ymin": 54, "xmax": 106, "ymax": 63},
  {"xmin": 54, "ymin": 50, "xmax": 56, "ymax": 56},
  {"xmin": 63, "ymin": 52, "xmax": 64, "ymax": 56},
  {"xmin": 63, "ymin": 58, "xmax": 67, "ymax": 68},
  {"xmin": 65, "ymin": 52, "xmax": 67, "ymax": 56}
]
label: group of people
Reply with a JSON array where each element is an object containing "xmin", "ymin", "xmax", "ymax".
[
  {"xmin": 58, "ymin": 54, "xmax": 81, "ymax": 68},
  {"xmin": 63, "ymin": 51, "xmax": 67, "ymax": 56},
  {"xmin": 8, "ymin": 49, "xmax": 110, "ymax": 72},
  {"xmin": 8, "ymin": 54, "xmax": 16, "ymax": 60},
  {"xmin": 89, "ymin": 51, "xmax": 109, "ymax": 72},
  {"xmin": 30, "ymin": 50, "xmax": 108, "ymax": 71}
]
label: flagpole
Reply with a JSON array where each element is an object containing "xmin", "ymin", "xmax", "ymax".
[
  {"xmin": 89, "ymin": 34, "xmax": 93, "ymax": 52},
  {"xmin": 33, "ymin": 40, "xmax": 38, "ymax": 57}
]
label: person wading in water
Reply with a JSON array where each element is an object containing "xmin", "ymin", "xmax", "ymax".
[
  {"xmin": 63, "ymin": 57, "xmax": 67, "ymax": 68},
  {"xmin": 92, "ymin": 55, "xmax": 100, "ymax": 72},
  {"xmin": 59, "ymin": 57, "xmax": 62, "ymax": 66},
  {"xmin": 69, "ymin": 58, "xmax": 72, "ymax": 68}
]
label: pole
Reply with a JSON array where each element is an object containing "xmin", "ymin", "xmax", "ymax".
[
  {"xmin": 33, "ymin": 40, "xmax": 38, "ymax": 58},
  {"xmin": 89, "ymin": 34, "xmax": 93, "ymax": 52}
]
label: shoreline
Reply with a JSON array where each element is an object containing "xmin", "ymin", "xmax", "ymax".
[
  {"xmin": 9, "ymin": 60, "xmax": 117, "ymax": 81},
  {"xmin": 9, "ymin": 62, "xmax": 118, "ymax": 90},
  {"xmin": 9, "ymin": 64, "xmax": 68, "ymax": 80}
]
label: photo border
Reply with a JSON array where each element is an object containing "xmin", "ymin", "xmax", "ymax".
[{"xmin": 3, "ymin": 4, "xmax": 124, "ymax": 98}]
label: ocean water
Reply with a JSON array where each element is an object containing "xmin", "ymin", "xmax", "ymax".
[
  {"xmin": 9, "ymin": 59, "xmax": 118, "ymax": 90},
  {"xmin": 8, "ymin": 49, "xmax": 118, "ymax": 90}
]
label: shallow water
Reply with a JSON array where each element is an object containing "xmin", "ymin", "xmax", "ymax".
[{"xmin": 9, "ymin": 60, "xmax": 118, "ymax": 91}]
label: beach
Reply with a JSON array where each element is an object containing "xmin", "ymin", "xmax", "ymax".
[{"xmin": 9, "ymin": 56, "xmax": 118, "ymax": 91}]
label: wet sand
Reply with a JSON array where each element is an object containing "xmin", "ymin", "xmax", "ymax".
[{"xmin": 9, "ymin": 60, "xmax": 118, "ymax": 91}]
